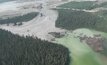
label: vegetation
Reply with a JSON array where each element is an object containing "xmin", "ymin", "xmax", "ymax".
[
  {"xmin": 58, "ymin": 1, "xmax": 97, "ymax": 10},
  {"xmin": 55, "ymin": 9, "xmax": 107, "ymax": 32},
  {"xmin": 0, "ymin": 29, "xmax": 70, "ymax": 65},
  {"xmin": 58, "ymin": 1, "xmax": 107, "ymax": 10},
  {"xmin": 95, "ymin": 10, "xmax": 107, "ymax": 20},
  {"xmin": 56, "ymin": 32, "xmax": 103, "ymax": 65},
  {"xmin": 98, "ymin": 2, "xmax": 107, "ymax": 8},
  {"xmin": 0, "ymin": 12, "xmax": 38, "ymax": 25}
]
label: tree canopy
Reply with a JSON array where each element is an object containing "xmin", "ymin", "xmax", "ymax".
[
  {"xmin": 56, "ymin": 9, "xmax": 107, "ymax": 32},
  {"xmin": 0, "ymin": 12, "xmax": 38, "ymax": 25},
  {"xmin": 0, "ymin": 29, "xmax": 70, "ymax": 65}
]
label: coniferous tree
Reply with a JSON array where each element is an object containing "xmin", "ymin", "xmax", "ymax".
[{"xmin": 0, "ymin": 29, "xmax": 70, "ymax": 65}]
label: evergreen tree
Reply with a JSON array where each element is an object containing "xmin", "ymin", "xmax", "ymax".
[{"xmin": 0, "ymin": 29, "xmax": 70, "ymax": 65}]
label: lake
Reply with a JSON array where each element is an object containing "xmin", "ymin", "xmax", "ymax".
[{"xmin": 0, "ymin": 0, "xmax": 14, "ymax": 3}]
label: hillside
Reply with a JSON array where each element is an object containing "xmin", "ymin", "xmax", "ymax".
[
  {"xmin": 58, "ymin": 1, "xmax": 107, "ymax": 10},
  {"xmin": 0, "ymin": 29, "xmax": 70, "ymax": 65},
  {"xmin": 58, "ymin": 1, "xmax": 97, "ymax": 10},
  {"xmin": 55, "ymin": 1, "xmax": 107, "ymax": 65},
  {"xmin": 55, "ymin": 9, "xmax": 107, "ymax": 32},
  {"xmin": 0, "ymin": 12, "xmax": 38, "ymax": 25},
  {"xmin": 0, "ymin": 0, "xmax": 107, "ymax": 65}
]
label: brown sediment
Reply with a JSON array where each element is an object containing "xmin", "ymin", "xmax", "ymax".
[{"xmin": 79, "ymin": 34, "xmax": 104, "ymax": 52}]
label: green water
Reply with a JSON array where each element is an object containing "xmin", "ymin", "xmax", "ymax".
[
  {"xmin": 56, "ymin": 32, "xmax": 103, "ymax": 65},
  {"xmin": 0, "ymin": 0, "xmax": 13, "ymax": 3}
]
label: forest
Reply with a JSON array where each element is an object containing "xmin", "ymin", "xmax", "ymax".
[
  {"xmin": 58, "ymin": 1, "xmax": 107, "ymax": 10},
  {"xmin": 58, "ymin": 1, "xmax": 97, "ymax": 10},
  {"xmin": 0, "ymin": 29, "xmax": 70, "ymax": 65},
  {"xmin": 97, "ymin": 2, "xmax": 107, "ymax": 8},
  {"xmin": 0, "ymin": 12, "xmax": 38, "ymax": 25},
  {"xmin": 55, "ymin": 9, "xmax": 107, "ymax": 32}
]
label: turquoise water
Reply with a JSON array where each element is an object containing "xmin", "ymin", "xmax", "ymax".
[{"xmin": 0, "ymin": 0, "xmax": 13, "ymax": 3}]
